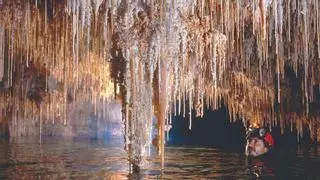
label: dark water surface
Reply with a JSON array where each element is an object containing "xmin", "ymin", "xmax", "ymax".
[{"xmin": 0, "ymin": 138, "xmax": 319, "ymax": 179}]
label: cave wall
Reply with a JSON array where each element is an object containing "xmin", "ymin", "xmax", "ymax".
[{"xmin": 6, "ymin": 98, "xmax": 122, "ymax": 139}]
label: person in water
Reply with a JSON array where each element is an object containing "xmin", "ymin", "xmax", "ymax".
[{"xmin": 245, "ymin": 124, "xmax": 274, "ymax": 157}]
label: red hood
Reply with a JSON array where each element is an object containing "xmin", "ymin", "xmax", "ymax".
[{"xmin": 264, "ymin": 132, "xmax": 274, "ymax": 147}]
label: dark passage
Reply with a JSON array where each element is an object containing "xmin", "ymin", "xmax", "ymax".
[
  {"xmin": 168, "ymin": 104, "xmax": 246, "ymax": 152},
  {"xmin": 168, "ymin": 104, "xmax": 315, "ymax": 153}
]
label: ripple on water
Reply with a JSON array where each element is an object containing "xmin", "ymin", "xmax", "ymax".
[{"xmin": 0, "ymin": 139, "xmax": 320, "ymax": 179}]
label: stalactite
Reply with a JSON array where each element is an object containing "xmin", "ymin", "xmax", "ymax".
[
  {"xmin": 189, "ymin": 89, "xmax": 192, "ymax": 130},
  {"xmin": 39, "ymin": 104, "xmax": 42, "ymax": 143},
  {"xmin": 0, "ymin": 26, "xmax": 4, "ymax": 82}
]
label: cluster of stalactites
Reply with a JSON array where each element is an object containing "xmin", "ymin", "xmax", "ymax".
[
  {"xmin": 0, "ymin": 1, "xmax": 115, "ymax": 129},
  {"xmin": 157, "ymin": 0, "xmax": 320, "ymax": 138},
  {"xmin": 192, "ymin": 0, "xmax": 320, "ymax": 135},
  {"xmin": 112, "ymin": 0, "xmax": 229, "ymax": 166}
]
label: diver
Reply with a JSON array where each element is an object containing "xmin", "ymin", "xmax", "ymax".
[{"xmin": 245, "ymin": 124, "xmax": 274, "ymax": 157}]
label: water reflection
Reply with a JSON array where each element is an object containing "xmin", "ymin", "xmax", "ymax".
[
  {"xmin": 0, "ymin": 138, "xmax": 319, "ymax": 179},
  {"xmin": 0, "ymin": 138, "xmax": 130, "ymax": 179},
  {"xmin": 246, "ymin": 155, "xmax": 275, "ymax": 178}
]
